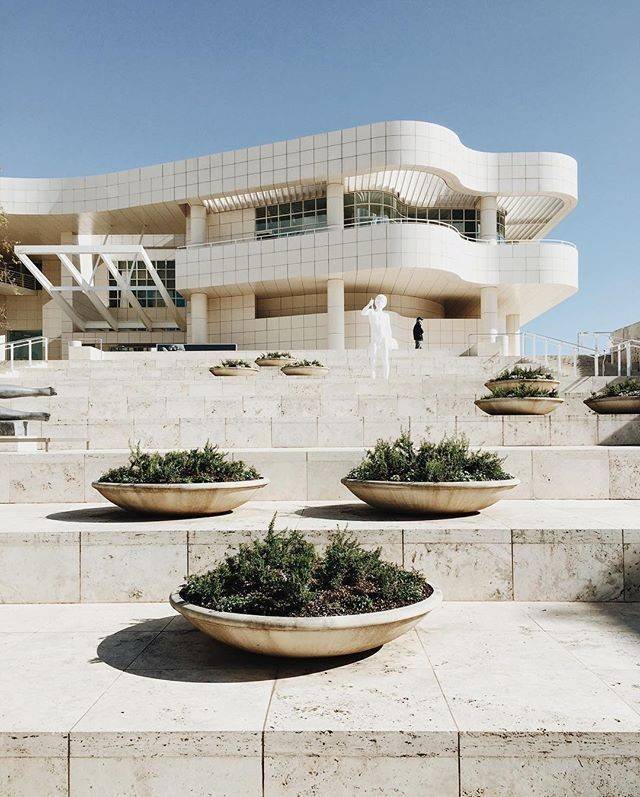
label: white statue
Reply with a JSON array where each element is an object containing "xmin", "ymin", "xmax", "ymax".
[{"xmin": 361, "ymin": 294, "xmax": 397, "ymax": 380}]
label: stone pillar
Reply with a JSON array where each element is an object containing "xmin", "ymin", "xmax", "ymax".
[
  {"xmin": 506, "ymin": 313, "xmax": 521, "ymax": 356},
  {"xmin": 188, "ymin": 204, "xmax": 207, "ymax": 245},
  {"xmin": 326, "ymin": 183, "xmax": 344, "ymax": 228},
  {"xmin": 189, "ymin": 293, "xmax": 208, "ymax": 344},
  {"xmin": 479, "ymin": 196, "xmax": 498, "ymax": 242},
  {"xmin": 480, "ymin": 286, "xmax": 499, "ymax": 352},
  {"xmin": 327, "ymin": 278, "xmax": 345, "ymax": 350}
]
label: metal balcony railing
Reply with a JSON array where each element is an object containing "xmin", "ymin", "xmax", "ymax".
[{"xmin": 181, "ymin": 218, "xmax": 577, "ymax": 251}]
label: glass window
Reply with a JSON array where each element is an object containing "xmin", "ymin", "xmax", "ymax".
[
  {"xmin": 108, "ymin": 259, "xmax": 185, "ymax": 308},
  {"xmin": 255, "ymin": 197, "xmax": 328, "ymax": 238}
]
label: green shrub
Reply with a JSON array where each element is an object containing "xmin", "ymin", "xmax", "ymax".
[
  {"xmin": 594, "ymin": 378, "xmax": 640, "ymax": 398},
  {"xmin": 219, "ymin": 359, "xmax": 253, "ymax": 368},
  {"xmin": 98, "ymin": 443, "xmax": 261, "ymax": 484},
  {"xmin": 346, "ymin": 432, "xmax": 512, "ymax": 483},
  {"xmin": 290, "ymin": 359, "xmax": 324, "ymax": 367},
  {"xmin": 482, "ymin": 385, "xmax": 559, "ymax": 399},
  {"xmin": 258, "ymin": 352, "xmax": 291, "ymax": 359},
  {"xmin": 494, "ymin": 365, "xmax": 554, "ymax": 381},
  {"xmin": 180, "ymin": 516, "xmax": 431, "ymax": 616}
]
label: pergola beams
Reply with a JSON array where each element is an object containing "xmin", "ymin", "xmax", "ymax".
[{"xmin": 13, "ymin": 244, "xmax": 185, "ymax": 332}]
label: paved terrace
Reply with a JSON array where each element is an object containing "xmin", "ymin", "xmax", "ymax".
[
  {"xmin": 1, "ymin": 500, "xmax": 639, "ymax": 603},
  {"xmin": 1, "ymin": 601, "xmax": 639, "ymax": 796}
]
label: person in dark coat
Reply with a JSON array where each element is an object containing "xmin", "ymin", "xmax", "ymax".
[{"xmin": 413, "ymin": 317, "xmax": 424, "ymax": 349}]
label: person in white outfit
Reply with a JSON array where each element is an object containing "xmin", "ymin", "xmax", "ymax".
[{"xmin": 361, "ymin": 294, "xmax": 398, "ymax": 380}]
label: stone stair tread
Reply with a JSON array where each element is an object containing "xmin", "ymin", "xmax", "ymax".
[{"xmin": 1, "ymin": 601, "xmax": 639, "ymax": 794}]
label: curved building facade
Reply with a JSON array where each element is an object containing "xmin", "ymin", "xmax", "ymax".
[{"xmin": 0, "ymin": 120, "xmax": 578, "ymax": 354}]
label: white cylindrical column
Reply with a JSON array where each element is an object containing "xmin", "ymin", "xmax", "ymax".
[
  {"xmin": 188, "ymin": 205, "xmax": 207, "ymax": 245},
  {"xmin": 480, "ymin": 286, "xmax": 499, "ymax": 343},
  {"xmin": 326, "ymin": 182, "xmax": 344, "ymax": 228},
  {"xmin": 479, "ymin": 196, "xmax": 498, "ymax": 243},
  {"xmin": 189, "ymin": 293, "xmax": 208, "ymax": 344},
  {"xmin": 327, "ymin": 278, "xmax": 345, "ymax": 350},
  {"xmin": 506, "ymin": 313, "xmax": 521, "ymax": 356}
]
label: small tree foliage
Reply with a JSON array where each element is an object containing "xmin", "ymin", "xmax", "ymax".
[
  {"xmin": 98, "ymin": 442, "xmax": 261, "ymax": 484},
  {"xmin": 346, "ymin": 432, "xmax": 512, "ymax": 483},
  {"xmin": 181, "ymin": 515, "xmax": 431, "ymax": 616}
]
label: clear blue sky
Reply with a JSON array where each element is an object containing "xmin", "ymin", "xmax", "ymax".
[{"xmin": 2, "ymin": 0, "xmax": 638, "ymax": 340}]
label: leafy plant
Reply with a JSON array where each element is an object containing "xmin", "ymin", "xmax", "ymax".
[
  {"xmin": 98, "ymin": 443, "xmax": 261, "ymax": 484},
  {"xmin": 180, "ymin": 516, "xmax": 431, "ymax": 616},
  {"xmin": 346, "ymin": 432, "xmax": 512, "ymax": 483},
  {"xmin": 593, "ymin": 378, "xmax": 640, "ymax": 398},
  {"xmin": 493, "ymin": 365, "xmax": 554, "ymax": 381},
  {"xmin": 482, "ymin": 385, "xmax": 559, "ymax": 399},
  {"xmin": 290, "ymin": 359, "xmax": 324, "ymax": 367},
  {"xmin": 219, "ymin": 359, "xmax": 253, "ymax": 368},
  {"xmin": 258, "ymin": 352, "xmax": 291, "ymax": 359}
]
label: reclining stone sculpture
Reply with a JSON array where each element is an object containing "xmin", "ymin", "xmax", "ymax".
[
  {"xmin": 0, "ymin": 385, "xmax": 56, "ymax": 399},
  {"xmin": 0, "ymin": 384, "xmax": 56, "ymax": 435}
]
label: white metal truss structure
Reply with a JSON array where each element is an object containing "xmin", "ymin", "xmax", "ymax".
[{"xmin": 13, "ymin": 245, "xmax": 185, "ymax": 332}]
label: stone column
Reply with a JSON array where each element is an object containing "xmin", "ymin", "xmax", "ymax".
[
  {"xmin": 506, "ymin": 313, "xmax": 521, "ymax": 356},
  {"xmin": 327, "ymin": 277, "xmax": 345, "ymax": 350},
  {"xmin": 479, "ymin": 196, "xmax": 498, "ymax": 242},
  {"xmin": 188, "ymin": 204, "xmax": 207, "ymax": 245},
  {"xmin": 479, "ymin": 286, "xmax": 499, "ymax": 354},
  {"xmin": 326, "ymin": 182, "xmax": 344, "ymax": 228},
  {"xmin": 189, "ymin": 293, "xmax": 208, "ymax": 344}
]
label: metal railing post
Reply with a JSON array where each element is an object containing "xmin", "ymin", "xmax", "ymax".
[
  {"xmin": 557, "ymin": 344, "xmax": 562, "ymax": 377},
  {"xmin": 573, "ymin": 347, "xmax": 577, "ymax": 376},
  {"xmin": 44, "ymin": 338, "xmax": 49, "ymax": 362},
  {"xmin": 28, "ymin": 339, "xmax": 32, "ymax": 363},
  {"xmin": 627, "ymin": 342, "xmax": 632, "ymax": 377}
]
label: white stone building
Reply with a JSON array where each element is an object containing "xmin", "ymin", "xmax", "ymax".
[{"xmin": 0, "ymin": 120, "xmax": 578, "ymax": 356}]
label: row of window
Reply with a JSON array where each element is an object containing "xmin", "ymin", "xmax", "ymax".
[
  {"xmin": 108, "ymin": 260, "xmax": 186, "ymax": 308},
  {"xmin": 253, "ymin": 192, "xmax": 506, "ymax": 240},
  {"xmin": 344, "ymin": 191, "xmax": 506, "ymax": 240}
]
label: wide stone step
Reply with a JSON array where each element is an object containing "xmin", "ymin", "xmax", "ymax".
[
  {"xmin": 14, "ymin": 413, "xmax": 640, "ymax": 449},
  {"xmin": 0, "ymin": 446, "xmax": 638, "ymax": 503},
  {"xmin": 1, "ymin": 601, "xmax": 639, "ymax": 796},
  {"xmin": 0, "ymin": 500, "xmax": 638, "ymax": 604}
]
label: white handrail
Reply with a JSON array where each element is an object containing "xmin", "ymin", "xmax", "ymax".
[
  {"xmin": 468, "ymin": 331, "xmax": 599, "ymax": 376},
  {"xmin": 0, "ymin": 335, "xmax": 50, "ymax": 369},
  {"xmin": 180, "ymin": 218, "xmax": 577, "ymax": 251}
]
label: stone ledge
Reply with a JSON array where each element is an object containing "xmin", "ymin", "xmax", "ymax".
[
  {"xmin": 1, "ymin": 602, "xmax": 640, "ymax": 796},
  {"xmin": 0, "ymin": 500, "xmax": 638, "ymax": 603},
  {"xmin": 0, "ymin": 446, "xmax": 639, "ymax": 503}
]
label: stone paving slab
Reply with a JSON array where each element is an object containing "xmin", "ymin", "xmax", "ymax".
[
  {"xmin": 1, "ymin": 500, "xmax": 639, "ymax": 604},
  {"xmin": 1, "ymin": 602, "xmax": 640, "ymax": 795}
]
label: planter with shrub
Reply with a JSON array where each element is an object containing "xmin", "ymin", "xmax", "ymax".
[
  {"xmin": 584, "ymin": 378, "xmax": 640, "ymax": 414},
  {"xmin": 255, "ymin": 351, "xmax": 295, "ymax": 367},
  {"xmin": 210, "ymin": 359, "xmax": 257, "ymax": 377},
  {"xmin": 485, "ymin": 365, "xmax": 559, "ymax": 396},
  {"xmin": 341, "ymin": 433, "xmax": 519, "ymax": 515},
  {"xmin": 93, "ymin": 444, "xmax": 269, "ymax": 516},
  {"xmin": 475, "ymin": 384, "xmax": 564, "ymax": 416},
  {"xmin": 170, "ymin": 518, "xmax": 441, "ymax": 657},
  {"xmin": 281, "ymin": 359, "xmax": 328, "ymax": 377}
]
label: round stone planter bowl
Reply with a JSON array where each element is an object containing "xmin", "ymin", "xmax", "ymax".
[
  {"xmin": 169, "ymin": 587, "xmax": 443, "ymax": 658},
  {"xmin": 92, "ymin": 479, "xmax": 270, "ymax": 516},
  {"xmin": 255, "ymin": 357, "xmax": 295, "ymax": 367},
  {"xmin": 485, "ymin": 378, "xmax": 559, "ymax": 395},
  {"xmin": 341, "ymin": 478, "xmax": 520, "ymax": 516},
  {"xmin": 280, "ymin": 365, "xmax": 329, "ymax": 377},
  {"xmin": 210, "ymin": 366, "xmax": 258, "ymax": 377},
  {"xmin": 584, "ymin": 396, "xmax": 640, "ymax": 414},
  {"xmin": 475, "ymin": 397, "xmax": 564, "ymax": 416}
]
